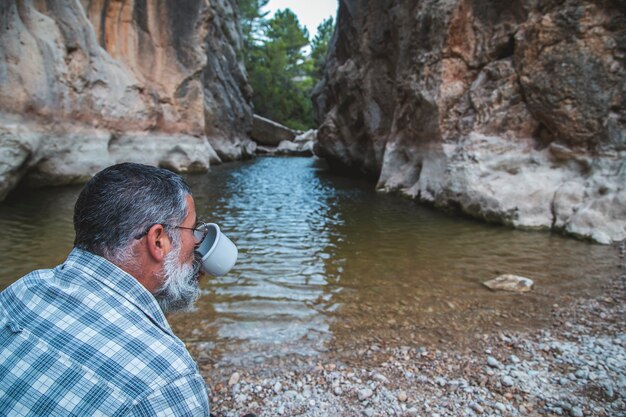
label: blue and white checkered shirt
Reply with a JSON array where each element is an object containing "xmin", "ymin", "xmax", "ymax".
[{"xmin": 0, "ymin": 248, "xmax": 210, "ymax": 416}]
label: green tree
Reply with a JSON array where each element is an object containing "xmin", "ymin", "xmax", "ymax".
[
  {"xmin": 309, "ymin": 17, "xmax": 334, "ymax": 78},
  {"xmin": 265, "ymin": 10, "xmax": 309, "ymax": 70},
  {"xmin": 237, "ymin": 4, "xmax": 336, "ymax": 130},
  {"xmin": 247, "ymin": 9, "xmax": 314, "ymax": 130},
  {"xmin": 237, "ymin": 0, "xmax": 269, "ymax": 52}
]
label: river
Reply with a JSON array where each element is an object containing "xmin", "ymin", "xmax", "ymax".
[{"xmin": 0, "ymin": 157, "xmax": 619, "ymax": 368}]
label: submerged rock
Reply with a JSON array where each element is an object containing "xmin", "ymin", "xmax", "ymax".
[{"xmin": 483, "ymin": 275, "xmax": 534, "ymax": 293}]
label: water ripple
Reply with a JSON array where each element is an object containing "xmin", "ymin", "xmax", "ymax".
[{"xmin": 0, "ymin": 158, "xmax": 619, "ymax": 366}]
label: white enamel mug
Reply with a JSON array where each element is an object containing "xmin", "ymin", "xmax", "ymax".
[{"xmin": 195, "ymin": 223, "xmax": 238, "ymax": 276}]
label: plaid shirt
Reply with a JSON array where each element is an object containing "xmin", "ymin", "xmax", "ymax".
[{"xmin": 0, "ymin": 248, "xmax": 210, "ymax": 416}]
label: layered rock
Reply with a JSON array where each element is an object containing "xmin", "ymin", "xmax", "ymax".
[
  {"xmin": 256, "ymin": 129, "xmax": 316, "ymax": 157},
  {"xmin": 199, "ymin": 0, "xmax": 256, "ymax": 160},
  {"xmin": 251, "ymin": 114, "xmax": 299, "ymax": 146},
  {"xmin": 0, "ymin": 0, "xmax": 254, "ymax": 200},
  {"xmin": 313, "ymin": 0, "xmax": 626, "ymax": 243}
]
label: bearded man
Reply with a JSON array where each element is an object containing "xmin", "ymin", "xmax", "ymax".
[{"xmin": 0, "ymin": 163, "xmax": 212, "ymax": 416}]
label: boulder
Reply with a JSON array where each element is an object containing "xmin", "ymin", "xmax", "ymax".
[
  {"xmin": 294, "ymin": 129, "xmax": 318, "ymax": 144},
  {"xmin": 254, "ymin": 129, "xmax": 316, "ymax": 157},
  {"xmin": 483, "ymin": 275, "xmax": 535, "ymax": 293},
  {"xmin": 275, "ymin": 140, "xmax": 314, "ymax": 157},
  {"xmin": 251, "ymin": 115, "xmax": 298, "ymax": 146},
  {"xmin": 277, "ymin": 129, "xmax": 316, "ymax": 156}
]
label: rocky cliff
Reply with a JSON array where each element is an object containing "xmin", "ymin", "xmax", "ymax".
[
  {"xmin": 0, "ymin": 0, "xmax": 255, "ymax": 200},
  {"xmin": 313, "ymin": 0, "xmax": 626, "ymax": 243}
]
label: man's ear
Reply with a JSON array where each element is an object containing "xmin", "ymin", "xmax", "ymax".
[{"xmin": 145, "ymin": 224, "xmax": 171, "ymax": 262}]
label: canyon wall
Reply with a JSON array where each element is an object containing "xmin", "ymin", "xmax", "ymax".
[
  {"xmin": 313, "ymin": 0, "xmax": 625, "ymax": 243},
  {"xmin": 0, "ymin": 0, "xmax": 254, "ymax": 200}
]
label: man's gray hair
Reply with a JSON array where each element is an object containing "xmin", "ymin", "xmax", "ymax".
[{"xmin": 73, "ymin": 162, "xmax": 192, "ymax": 263}]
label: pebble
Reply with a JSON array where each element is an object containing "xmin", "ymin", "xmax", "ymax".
[
  {"xmin": 373, "ymin": 373, "xmax": 390, "ymax": 384},
  {"xmin": 273, "ymin": 382, "xmax": 282, "ymax": 394},
  {"xmin": 502, "ymin": 376, "xmax": 514, "ymax": 387},
  {"xmin": 397, "ymin": 391, "xmax": 407, "ymax": 402},
  {"xmin": 495, "ymin": 402, "xmax": 507, "ymax": 413},
  {"xmin": 570, "ymin": 406, "xmax": 583, "ymax": 417},
  {"xmin": 228, "ymin": 372, "xmax": 240, "ymax": 387},
  {"xmin": 575, "ymin": 369, "xmax": 588, "ymax": 379},
  {"xmin": 358, "ymin": 388, "xmax": 374, "ymax": 401},
  {"xmin": 234, "ymin": 393, "xmax": 248, "ymax": 404},
  {"xmin": 363, "ymin": 408, "xmax": 375, "ymax": 417},
  {"xmin": 469, "ymin": 401, "xmax": 484, "ymax": 413},
  {"xmin": 509, "ymin": 355, "xmax": 521, "ymax": 364},
  {"xmin": 487, "ymin": 356, "xmax": 501, "ymax": 368},
  {"xmin": 406, "ymin": 407, "xmax": 419, "ymax": 416}
]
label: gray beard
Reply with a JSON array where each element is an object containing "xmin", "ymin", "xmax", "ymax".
[{"xmin": 155, "ymin": 246, "xmax": 201, "ymax": 314}]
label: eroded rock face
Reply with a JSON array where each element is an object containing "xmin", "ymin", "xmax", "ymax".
[
  {"xmin": 0, "ymin": 0, "xmax": 254, "ymax": 199},
  {"xmin": 314, "ymin": 0, "xmax": 626, "ymax": 243},
  {"xmin": 200, "ymin": 0, "xmax": 256, "ymax": 161}
]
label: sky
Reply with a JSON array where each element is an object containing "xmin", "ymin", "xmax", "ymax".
[{"xmin": 264, "ymin": 0, "xmax": 338, "ymax": 38}]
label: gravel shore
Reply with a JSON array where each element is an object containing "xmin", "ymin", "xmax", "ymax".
[{"xmin": 203, "ymin": 273, "xmax": 625, "ymax": 417}]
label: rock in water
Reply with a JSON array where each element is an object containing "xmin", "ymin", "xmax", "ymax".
[{"xmin": 483, "ymin": 275, "xmax": 534, "ymax": 292}]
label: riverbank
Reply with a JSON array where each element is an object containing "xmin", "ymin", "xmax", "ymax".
[{"xmin": 203, "ymin": 271, "xmax": 625, "ymax": 417}]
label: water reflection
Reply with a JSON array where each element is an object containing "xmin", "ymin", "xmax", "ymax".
[
  {"xmin": 174, "ymin": 158, "xmax": 618, "ymax": 365},
  {"xmin": 178, "ymin": 158, "xmax": 344, "ymax": 365},
  {"xmin": 0, "ymin": 185, "xmax": 79, "ymax": 284},
  {"xmin": 0, "ymin": 157, "xmax": 619, "ymax": 367}
]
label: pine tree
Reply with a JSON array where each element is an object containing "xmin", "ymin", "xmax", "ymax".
[
  {"xmin": 237, "ymin": 2, "xmax": 336, "ymax": 130},
  {"xmin": 310, "ymin": 17, "xmax": 334, "ymax": 78}
]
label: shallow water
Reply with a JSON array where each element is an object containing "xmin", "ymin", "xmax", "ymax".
[{"xmin": 0, "ymin": 157, "xmax": 619, "ymax": 366}]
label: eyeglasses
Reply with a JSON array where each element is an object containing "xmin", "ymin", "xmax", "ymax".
[
  {"xmin": 175, "ymin": 223, "xmax": 210, "ymax": 244},
  {"xmin": 134, "ymin": 222, "xmax": 209, "ymax": 244}
]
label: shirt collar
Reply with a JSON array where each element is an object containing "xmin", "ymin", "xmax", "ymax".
[{"xmin": 64, "ymin": 248, "xmax": 174, "ymax": 336}]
